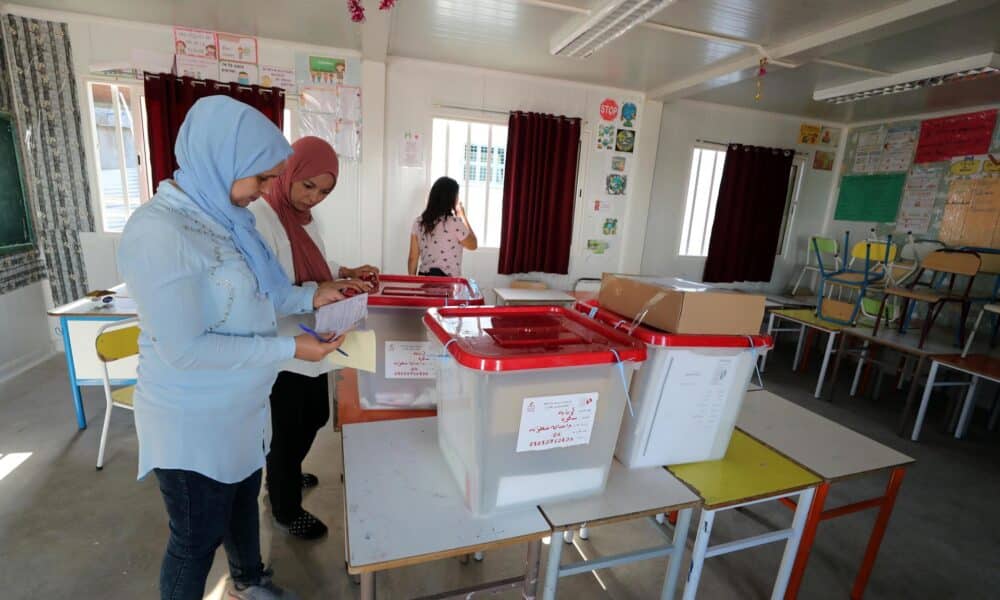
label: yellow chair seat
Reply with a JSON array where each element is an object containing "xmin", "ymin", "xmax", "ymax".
[
  {"xmin": 885, "ymin": 287, "xmax": 946, "ymax": 304},
  {"xmin": 111, "ymin": 386, "xmax": 135, "ymax": 408}
]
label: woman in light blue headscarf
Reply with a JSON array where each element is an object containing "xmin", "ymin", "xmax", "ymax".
[{"xmin": 118, "ymin": 96, "xmax": 344, "ymax": 600}]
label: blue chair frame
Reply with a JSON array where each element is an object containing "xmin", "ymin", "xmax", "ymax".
[{"xmin": 813, "ymin": 231, "xmax": 893, "ymax": 325}]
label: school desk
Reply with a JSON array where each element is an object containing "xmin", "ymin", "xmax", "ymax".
[
  {"xmin": 825, "ymin": 325, "xmax": 992, "ymax": 435},
  {"xmin": 46, "ymin": 283, "xmax": 137, "ymax": 429},
  {"xmin": 738, "ymin": 390, "xmax": 914, "ymax": 599},
  {"xmin": 333, "ymin": 368, "xmax": 435, "ymax": 430},
  {"xmin": 493, "ymin": 287, "xmax": 576, "ymax": 306},
  {"xmin": 341, "ymin": 417, "xmax": 549, "ymax": 600},
  {"xmin": 537, "ymin": 461, "xmax": 700, "ymax": 600},
  {"xmin": 913, "ymin": 353, "xmax": 1000, "ymax": 441},
  {"xmin": 761, "ymin": 308, "xmax": 854, "ymax": 398},
  {"xmin": 668, "ymin": 430, "xmax": 822, "ymax": 600}
]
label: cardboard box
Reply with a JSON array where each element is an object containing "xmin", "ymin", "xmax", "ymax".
[{"xmin": 598, "ymin": 275, "xmax": 765, "ymax": 335}]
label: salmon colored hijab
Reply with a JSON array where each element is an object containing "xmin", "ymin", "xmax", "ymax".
[{"xmin": 264, "ymin": 136, "xmax": 340, "ymax": 284}]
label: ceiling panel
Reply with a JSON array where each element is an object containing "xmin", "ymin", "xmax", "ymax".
[
  {"xmin": 6, "ymin": 0, "xmax": 361, "ymax": 49},
  {"xmin": 388, "ymin": 0, "xmax": 747, "ymax": 90},
  {"xmin": 689, "ymin": 60, "xmax": 1000, "ymax": 122}
]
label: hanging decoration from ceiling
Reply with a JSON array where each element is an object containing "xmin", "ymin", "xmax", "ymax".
[
  {"xmin": 755, "ymin": 57, "xmax": 768, "ymax": 102},
  {"xmin": 347, "ymin": 0, "xmax": 397, "ymax": 23}
]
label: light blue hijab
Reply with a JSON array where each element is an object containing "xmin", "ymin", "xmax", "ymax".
[{"xmin": 173, "ymin": 96, "xmax": 293, "ymax": 297}]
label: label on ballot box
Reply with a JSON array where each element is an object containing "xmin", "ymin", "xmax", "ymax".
[
  {"xmin": 385, "ymin": 341, "xmax": 434, "ymax": 379},
  {"xmin": 516, "ymin": 393, "xmax": 599, "ymax": 452}
]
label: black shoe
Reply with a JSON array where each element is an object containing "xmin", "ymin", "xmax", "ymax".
[
  {"xmin": 277, "ymin": 510, "xmax": 328, "ymax": 540},
  {"xmin": 301, "ymin": 473, "xmax": 319, "ymax": 489}
]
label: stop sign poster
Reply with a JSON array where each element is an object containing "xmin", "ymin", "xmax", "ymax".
[{"xmin": 599, "ymin": 98, "xmax": 619, "ymax": 121}]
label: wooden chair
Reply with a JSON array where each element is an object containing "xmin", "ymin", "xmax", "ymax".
[
  {"xmin": 872, "ymin": 250, "xmax": 981, "ymax": 349},
  {"xmin": 813, "ymin": 231, "xmax": 895, "ymax": 325},
  {"xmin": 95, "ymin": 318, "xmax": 140, "ymax": 470}
]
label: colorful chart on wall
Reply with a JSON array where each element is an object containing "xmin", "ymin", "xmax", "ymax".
[
  {"xmin": 939, "ymin": 176, "xmax": 1000, "ymax": 248},
  {"xmin": 914, "ymin": 109, "xmax": 997, "ymax": 164},
  {"xmin": 260, "ymin": 66, "xmax": 296, "ymax": 92},
  {"xmin": 217, "ymin": 32, "xmax": 258, "ymax": 64},
  {"xmin": 877, "ymin": 124, "xmax": 919, "ymax": 173},
  {"xmin": 834, "ymin": 173, "xmax": 907, "ymax": 222},
  {"xmin": 897, "ymin": 165, "xmax": 944, "ymax": 234}
]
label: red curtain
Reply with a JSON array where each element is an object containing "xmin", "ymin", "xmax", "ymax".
[
  {"xmin": 143, "ymin": 73, "xmax": 285, "ymax": 191},
  {"xmin": 497, "ymin": 112, "xmax": 581, "ymax": 275},
  {"xmin": 702, "ymin": 144, "xmax": 794, "ymax": 283}
]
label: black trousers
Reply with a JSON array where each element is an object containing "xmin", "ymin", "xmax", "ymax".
[{"xmin": 265, "ymin": 370, "xmax": 330, "ymax": 523}]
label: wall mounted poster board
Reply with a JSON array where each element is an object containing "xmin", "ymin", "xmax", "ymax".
[
  {"xmin": 834, "ymin": 173, "xmax": 907, "ymax": 222},
  {"xmin": 914, "ymin": 109, "xmax": 997, "ymax": 164},
  {"xmin": 0, "ymin": 112, "xmax": 33, "ymax": 254},
  {"xmin": 940, "ymin": 175, "xmax": 1000, "ymax": 248}
]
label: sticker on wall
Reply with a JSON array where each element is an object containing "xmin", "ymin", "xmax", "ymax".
[
  {"xmin": 611, "ymin": 156, "xmax": 626, "ymax": 172},
  {"xmin": 606, "ymin": 174, "xmax": 627, "ymax": 195},
  {"xmin": 813, "ymin": 150, "xmax": 834, "ymax": 171},
  {"xmin": 175, "ymin": 55, "xmax": 219, "ymax": 80},
  {"xmin": 400, "ymin": 131, "xmax": 425, "ymax": 168},
  {"xmin": 949, "ymin": 156, "xmax": 983, "ymax": 178},
  {"xmin": 620, "ymin": 102, "xmax": 637, "ymax": 128},
  {"xmin": 587, "ymin": 240, "xmax": 609, "ymax": 254},
  {"xmin": 599, "ymin": 98, "xmax": 619, "ymax": 121},
  {"xmin": 260, "ymin": 66, "xmax": 296, "ymax": 92},
  {"xmin": 219, "ymin": 61, "xmax": 258, "ymax": 85},
  {"xmin": 596, "ymin": 125, "xmax": 615, "ymax": 151},
  {"xmin": 615, "ymin": 129, "xmax": 635, "ymax": 153},
  {"xmin": 602, "ymin": 218, "xmax": 618, "ymax": 236},
  {"xmin": 173, "ymin": 27, "xmax": 217, "ymax": 58},
  {"xmin": 593, "ymin": 199, "xmax": 612, "ymax": 213},
  {"xmin": 799, "ymin": 123, "xmax": 821, "ymax": 145},
  {"xmin": 217, "ymin": 32, "xmax": 258, "ymax": 64},
  {"xmin": 820, "ymin": 126, "xmax": 840, "ymax": 146}
]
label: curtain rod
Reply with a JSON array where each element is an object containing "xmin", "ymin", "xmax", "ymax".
[
  {"xmin": 697, "ymin": 138, "xmax": 810, "ymax": 156},
  {"xmin": 433, "ymin": 103, "xmax": 509, "ymax": 116},
  {"xmin": 143, "ymin": 72, "xmax": 285, "ymax": 96}
]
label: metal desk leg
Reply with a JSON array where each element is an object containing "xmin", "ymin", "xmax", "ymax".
[
  {"xmin": 898, "ymin": 356, "xmax": 928, "ymax": 435},
  {"xmin": 851, "ymin": 468, "xmax": 906, "ymax": 600},
  {"xmin": 360, "ymin": 572, "xmax": 375, "ymax": 600},
  {"xmin": 762, "ymin": 312, "xmax": 776, "ymax": 372},
  {"xmin": 814, "ymin": 332, "xmax": 837, "ymax": 399},
  {"xmin": 541, "ymin": 533, "xmax": 565, "ymax": 600},
  {"xmin": 792, "ymin": 324, "xmax": 807, "ymax": 371},
  {"xmin": 772, "ymin": 487, "xmax": 816, "ymax": 600},
  {"xmin": 524, "ymin": 539, "xmax": 542, "ymax": 600},
  {"xmin": 956, "ymin": 375, "xmax": 980, "ymax": 439},
  {"xmin": 911, "ymin": 361, "xmax": 940, "ymax": 441},
  {"xmin": 661, "ymin": 507, "xmax": 693, "ymax": 600},
  {"xmin": 825, "ymin": 332, "xmax": 851, "ymax": 401},
  {"xmin": 850, "ymin": 341, "xmax": 870, "ymax": 397},
  {"xmin": 60, "ymin": 316, "xmax": 88, "ymax": 429},
  {"xmin": 681, "ymin": 509, "xmax": 716, "ymax": 600},
  {"xmin": 785, "ymin": 483, "xmax": 830, "ymax": 600}
]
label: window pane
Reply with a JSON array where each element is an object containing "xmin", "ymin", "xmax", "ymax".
[
  {"xmin": 446, "ymin": 121, "xmax": 466, "ymax": 182},
  {"xmin": 91, "ymin": 83, "xmax": 128, "ymax": 232},
  {"xmin": 679, "ymin": 148, "xmax": 726, "ymax": 257},
  {"xmin": 116, "ymin": 87, "xmax": 140, "ymax": 209},
  {"xmin": 466, "ymin": 122, "xmax": 490, "ymax": 239},
  {"xmin": 431, "ymin": 118, "xmax": 447, "ymax": 177}
]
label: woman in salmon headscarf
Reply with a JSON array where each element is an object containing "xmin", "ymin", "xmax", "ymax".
[{"xmin": 252, "ymin": 136, "xmax": 378, "ymax": 540}]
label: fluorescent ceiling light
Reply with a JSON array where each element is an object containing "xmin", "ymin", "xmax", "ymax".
[
  {"xmin": 814, "ymin": 53, "xmax": 1000, "ymax": 104},
  {"xmin": 551, "ymin": 0, "xmax": 674, "ymax": 59}
]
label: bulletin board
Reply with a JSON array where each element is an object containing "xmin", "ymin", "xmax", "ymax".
[
  {"xmin": 836, "ymin": 108, "xmax": 1000, "ymax": 247},
  {"xmin": 834, "ymin": 174, "xmax": 906, "ymax": 222},
  {"xmin": 0, "ymin": 112, "xmax": 34, "ymax": 254}
]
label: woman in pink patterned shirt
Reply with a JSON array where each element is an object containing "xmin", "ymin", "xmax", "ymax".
[{"xmin": 408, "ymin": 177, "xmax": 478, "ymax": 276}]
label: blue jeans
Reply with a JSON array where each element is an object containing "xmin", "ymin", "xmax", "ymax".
[{"xmin": 154, "ymin": 468, "xmax": 265, "ymax": 600}]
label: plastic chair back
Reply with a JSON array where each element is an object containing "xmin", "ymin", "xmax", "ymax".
[
  {"xmin": 96, "ymin": 324, "xmax": 140, "ymax": 363},
  {"xmin": 812, "ymin": 237, "xmax": 838, "ymax": 256},
  {"xmin": 850, "ymin": 241, "xmax": 896, "ymax": 263}
]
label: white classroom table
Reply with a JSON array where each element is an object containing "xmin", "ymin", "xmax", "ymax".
[
  {"xmin": 761, "ymin": 308, "xmax": 855, "ymax": 398},
  {"xmin": 493, "ymin": 287, "xmax": 576, "ymax": 306},
  {"xmin": 914, "ymin": 353, "xmax": 1000, "ymax": 441},
  {"xmin": 341, "ymin": 417, "xmax": 549, "ymax": 599},
  {"xmin": 538, "ymin": 462, "xmax": 700, "ymax": 600},
  {"xmin": 738, "ymin": 390, "xmax": 914, "ymax": 599},
  {"xmin": 46, "ymin": 283, "xmax": 137, "ymax": 429}
]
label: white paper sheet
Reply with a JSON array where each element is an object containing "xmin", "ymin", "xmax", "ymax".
[
  {"xmin": 385, "ymin": 341, "xmax": 434, "ymax": 379},
  {"xmin": 516, "ymin": 393, "xmax": 599, "ymax": 452},
  {"xmin": 315, "ymin": 293, "xmax": 368, "ymax": 336}
]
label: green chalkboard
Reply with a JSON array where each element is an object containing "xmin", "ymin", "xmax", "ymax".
[
  {"xmin": 0, "ymin": 112, "xmax": 33, "ymax": 255},
  {"xmin": 834, "ymin": 173, "xmax": 906, "ymax": 223}
]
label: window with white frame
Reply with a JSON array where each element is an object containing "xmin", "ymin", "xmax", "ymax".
[
  {"xmin": 87, "ymin": 81, "xmax": 152, "ymax": 233},
  {"xmin": 678, "ymin": 146, "xmax": 803, "ymax": 258},
  {"xmin": 430, "ymin": 118, "xmax": 508, "ymax": 248}
]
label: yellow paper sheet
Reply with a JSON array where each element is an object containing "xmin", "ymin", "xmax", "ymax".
[{"xmin": 327, "ymin": 329, "xmax": 377, "ymax": 373}]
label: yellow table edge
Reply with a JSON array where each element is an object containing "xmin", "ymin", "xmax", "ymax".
[
  {"xmin": 771, "ymin": 308, "xmax": 847, "ymax": 332},
  {"xmin": 668, "ymin": 430, "xmax": 822, "ymax": 509}
]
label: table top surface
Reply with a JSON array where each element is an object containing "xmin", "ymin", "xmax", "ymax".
[
  {"xmin": 538, "ymin": 461, "xmax": 700, "ymax": 531},
  {"xmin": 770, "ymin": 308, "xmax": 854, "ymax": 333},
  {"xmin": 334, "ymin": 369, "xmax": 435, "ymax": 431},
  {"xmin": 668, "ymin": 430, "xmax": 821, "ymax": 509},
  {"xmin": 931, "ymin": 353, "xmax": 1000, "ymax": 382},
  {"xmin": 738, "ymin": 391, "xmax": 914, "ymax": 482},
  {"xmin": 765, "ymin": 295, "xmax": 818, "ymax": 309},
  {"xmin": 47, "ymin": 283, "xmax": 137, "ymax": 317},
  {"xmin": 493, "ymin": 288, "xmax": 576, "ymax": 302},
  {"xmin": 341, "ymin": 417, "xmax": 550, "ymax": 573},
  {"xmin": 841, "ymin": 325, "xmax": 988, "ymax": 357}
]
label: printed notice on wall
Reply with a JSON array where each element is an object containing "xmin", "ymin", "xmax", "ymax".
[
  {"xmin": 516, "ymin": 393, "xmax": 598, "ymax": 452},
  {"xmin": 385, "ymin": 341, "xmax": 434, "ymax": 379}
]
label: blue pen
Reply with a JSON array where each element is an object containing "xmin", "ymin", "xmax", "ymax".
[{"xmin": 298, "ymin": 324, "xmax": 349, "ymax": 357}]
